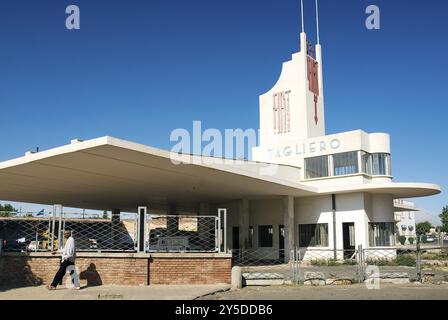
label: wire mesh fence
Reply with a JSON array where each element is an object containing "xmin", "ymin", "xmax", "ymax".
[
  {"xmin": 63, "ymin": 218, "xmax": 137, "ymax": 252},
  {"xmin": 231, "ymin": 245, "xmax": 448, "ymax": 286},
  {"xmin": 362, "ymin": 247, "xmax": 419, "ymax": 281},
  {"xmin": 0, "ymin": 217, "xmax": 57, "ymax": 252},
  {"xmin": 296, "ymin": 248, "xmax": 362, "ymax": 284},
  {"xmin": 232, "ymin": 249, "xmax": 298, "ymax": 284},
  {"xmin": 147, "ymin": 215, "xmax": 219, "ymax": 252}
]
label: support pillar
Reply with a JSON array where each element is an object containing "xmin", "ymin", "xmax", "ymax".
[
  {"xmin": 137, "ymin": 206, "xmax": 147, "ymax": 252},
  {"xmin": 282, "ymin": 196, "xmax": 295, "ymax": 262},
  {"xmin": 167, "ymin": 204, "xmax": 178, "ymax": 235},
  {"xmin": 198, "ymin": 203, "xmax": 212, "ymax": 251},
  {"xmin": 111, "ymin": 209, "xmax": 121, "ymax": 248},
  {"xmin": 238, "ymin": 199, "xmax": 250, "ymax": 249}
]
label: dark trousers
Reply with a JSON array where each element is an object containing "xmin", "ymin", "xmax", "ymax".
[{"xmin": 50, "ymin": 260, "xmax": 74, "ymax": 288}]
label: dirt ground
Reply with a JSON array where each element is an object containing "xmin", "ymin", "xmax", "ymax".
[{"xmin": 198, "ymin": 283, "xmax": 448, "ymax": 300}]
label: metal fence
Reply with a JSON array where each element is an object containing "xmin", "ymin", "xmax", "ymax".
[
  {"xmin": 232, "ymin": 249, "xmax": 298, "ymax": 285},
  {"xmin": 0, "ymin": 212, "xmax": 222, "ymax": 253},
  {"xmin": 231, "ymin": 245, "xmax": 448, "ymax": 285},
  {"xmin": 146, "ymin": 214, "xmax": 220, "ymax": 252},
  {"xmin": 0, "ymin": 217, "xmax": 56, "ymax": 252},
  {"xmin": 64, "ymin": 218, "xmax": 137, "ymax": 252}
]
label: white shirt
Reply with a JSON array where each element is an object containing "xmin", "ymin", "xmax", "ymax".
[{"xmin": 61, "ymin": 236, "xmax": 76, "ymax": 262}]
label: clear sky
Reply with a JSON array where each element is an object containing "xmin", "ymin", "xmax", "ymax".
[{"xmin": 0, "ymin": 0, "xmax": 446, "ymax": 224}]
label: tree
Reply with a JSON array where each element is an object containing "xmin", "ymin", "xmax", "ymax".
[
  {"xmin": 102, "ymin": 210, "xmax": 108, "ymax": 219},
  {"xmin": 416, "ymin": 221, "xmax": 433, "ymax": 235},
  {"xmin": 439, "ymin": 206, "xmax": 448, "ymax": 233},
  {"xmin": 0, "ymin": 204, "xmax": 18, "ymax": 217}
]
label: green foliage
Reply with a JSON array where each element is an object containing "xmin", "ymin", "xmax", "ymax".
[
  {"xmin": 408, "ymin": 237, "xmax": 415, "ymax": 244},
  {"xmin": 310, "ymin": 258, "xmax": 339, "ymax": 266},
  {"xmin": 102, "ymin": 210, "xmax": 108, "ymax": 219},
  {"xmin": 342, "ymin": 259, "xmax": 358, "ymax": 265},
  {"xmin": 398, "ymin": 235, "xmax": 407, "ymax": 245},
  {"xmin": 439, "ymin": 206, "xmax": 448, "ymax": 233},
  {"xmin": 396, "ymin": 254, "xmax": 416, "ymax": 267},
  {"xmin": 416, "ymin": 221, "xmax": 433, "ymax": 235},
  {"xmin": 0, "ymin": 204, "xmax": 18, "ymax": 217},
  {"xmin": 366, "ymin": 254, "xmax": 416, "ymax": 267}
]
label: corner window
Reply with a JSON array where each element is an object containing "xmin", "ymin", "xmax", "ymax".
[
  {"xmin": 371, "ymin": 153, "xmax": 390, "ymax": 176},
  {"xmin": 299, "ymin": 223, "xmax": 329, "ymax": 247},
  {"xmin": 305, "ymin": 156, "xmax": 329, "ymax": 179},
  {"xmin": 333, "ymin": 151, "xmax": 359, "ymax": 176},
  {"xmin": 361, "ymin": 151, "xmax": 372, "ymax": 175},
  {"xmin": 369, "ymin": 222, "xmax": 395, "ymax": 247},
  {"xmin": 258, "ymin": 225, "xmax": 273, "ymax": 247},
  {"xmin": 361, "ymin": 152, "xmax": 391, "ymax": 176}
]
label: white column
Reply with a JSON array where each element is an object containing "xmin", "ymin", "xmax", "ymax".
[
  {"xmin": 238, "ymin": 199, "xmax": 250, "ymax": 249},
  {"xmin": 282, "ymin": 196, "xmax": 295, "ymax": 262}
]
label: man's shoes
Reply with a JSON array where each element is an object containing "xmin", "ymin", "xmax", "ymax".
[
  {"xmin": 47, "ymin": 285, "xmax": 56, "ymax": 290},
  {"xmin": 69, "ymin": 286, "xmax": 81, "ymax": 290}
]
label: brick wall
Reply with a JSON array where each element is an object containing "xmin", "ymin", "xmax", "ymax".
[
  {"xmin": 149, "ymin": 257, "xmax": 231, "ymax": 285},
  {"xmin": 0, "ymin": 253, "xmax": 231, "ymax": 286}
]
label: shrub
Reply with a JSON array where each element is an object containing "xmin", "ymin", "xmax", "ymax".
[
  {"xmin": 398, "ymin": 235, "xmax": 407, "ymax": 245},
  {"xmin": 342, "ymin": 259, "xmax": 357, "ymax": 265},
  {"xmin": 396, "ymin": 254, "xmax": 416, "ymax": 267},
  {"xmin": 310, "ymin": 258, "xmax": 340, "ymax": 266},
  {"xmin": 327, "ymin": 259, "xmax": 339, "ymax": 266},
  {"xmin": 408, "ymin": 237, "xmax": 415, "ymax": 244},
  {"xmin": 310, "ymin": 259, "xmax": 328, "ymax": 266},
  {"xmin": 366, "ymin": 258, "xmax": 395, "ymax": 266}
]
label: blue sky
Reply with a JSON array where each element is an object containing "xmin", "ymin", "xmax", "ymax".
[{"xmin": 0, "ymin": 0, "xmax": 446, "ymax": 224}]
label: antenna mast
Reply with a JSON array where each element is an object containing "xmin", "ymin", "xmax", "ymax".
[
  {"xmin": 301, "ymin": 0, "xmax": 305, "ymax": 33},
  {"xmin": 315, "ymin": 0, "xmax": 320, "ymax": 44}
]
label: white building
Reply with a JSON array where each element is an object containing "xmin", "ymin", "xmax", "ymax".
[
  {"xmin": 0, "ymin": 7, "xmax": 441, "ymax": 262},
  {"xmin": 394, "ymin": 200, "xmax": 417, "ymax": 244}
]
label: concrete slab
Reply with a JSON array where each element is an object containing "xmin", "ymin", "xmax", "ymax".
[{"xmin": 0, "ymin": 284, "xmax": 231, "ymax": 300}]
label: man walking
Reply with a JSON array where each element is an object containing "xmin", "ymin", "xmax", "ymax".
[{"xmin": 47, "ymin": 230, "xmax": 80, "ymax": 290}]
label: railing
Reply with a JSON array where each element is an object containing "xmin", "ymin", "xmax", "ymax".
[
  {"xmin": 146, "ymin": 214, "xmax": 220, "ymax": 253},
  {"xmin": 0, "ymin": 211, "xmax": 225, "ymax": 254},
  {"xmin": 0, "ymin": 217, "xmax": 54, "ymax": 252}
]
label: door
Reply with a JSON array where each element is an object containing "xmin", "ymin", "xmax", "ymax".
[
  {"xmin": 279, "ymin": 225, "xmax": 285, "ymax": 261},
  {"xmin": 342, "ymin": 223, "xmax": 355, "ymax": 259},
  {"xmin": 232, "ymin": 226, "xmax": 240, "ymax": 250}
]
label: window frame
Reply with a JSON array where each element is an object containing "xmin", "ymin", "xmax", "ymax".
[
  {"xmin": 298, "ymin": 223, "xmax": 329, "ymax": 248},
  {"xmin": 258, "ymin": 225, "xmax": 273, "ymax": 248}
]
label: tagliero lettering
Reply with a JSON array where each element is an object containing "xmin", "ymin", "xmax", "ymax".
[{"xmin": 267, "ymin": 138, "xmax": 341, "ymax": 158}]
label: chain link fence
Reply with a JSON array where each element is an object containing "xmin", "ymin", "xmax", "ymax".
[
  {"xmin": 63, "ymin": 218, "xmax": 137, "ymax": 252},
  {"xmin": 1, "ymin": 212, "xmax": 222, "ymax": 253},
  {"xmin": 232, "ymin": 249, "xmax": 298, "ymax": 285},
  {"xmin": 231, "ymin": 244, "xmax": 448, "ymax": 285},
  {"xmin": 147, "ymin": 214, "xmax": 219, "ymax": 252},
  {"xmin": 0, "ymin": 217, "xmax": 56, "ymax": 252}
]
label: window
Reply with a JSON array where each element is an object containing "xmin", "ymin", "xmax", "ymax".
[
  {"xmin": 249, "ymin": 226, "xmax": 254, "ymax": 249},
  {"xmin": 333, "ymin": 151, "xmax": 359, "ymax": 176},
  {"xmin": 299, "ymin": 223, "xmax": 329, "ymax": 247},
  {"xmin": 371, "ymin": 153, "xmax": 390, "ymax": 176},
  {"xmin": 369, "ymin": 222, "xmax": 395, "ymax": 247},
  {"xmin": 361, "ymin": 152, "xmax": 391, "ymax": 176},
  {"xmin": 361, "ymin": 151, "xmax": 372, "ymax": 175},
  {"xmin": 258, "ymin": 225, "xmax": 273, "ymax": 247},
  {"xmin": 305, "ymin": 156, "xmax": 329, "ymax": 179}
]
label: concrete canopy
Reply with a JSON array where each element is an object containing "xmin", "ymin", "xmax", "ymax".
[
  {"xmin": 0, "ymin": 137, "xmax": 318, "ymax": 212},
  {"xmin": 0, "ymin": 136, "xmax": 441, "ymax": 212}
]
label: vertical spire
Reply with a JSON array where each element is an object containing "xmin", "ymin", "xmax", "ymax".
[
  {"xmin": 315, "ymin": 0, "xmax": 320, "ymax": 44},
  {"xmin": 301, "ymin": 0, "xmax": 305, "ymax": 33}
]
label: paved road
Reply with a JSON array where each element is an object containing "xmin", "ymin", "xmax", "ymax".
[
  {"xmin": 199, "ymin": 283, "xmax": 448, "ymax": 300},
  {"xmin": 0, "ymin": 284, "xmax": 230, "ymax": 300}
]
